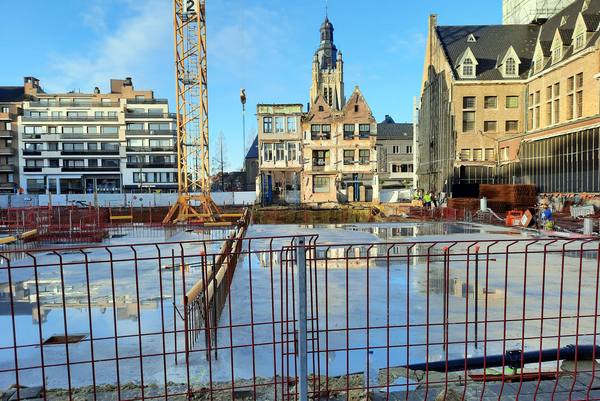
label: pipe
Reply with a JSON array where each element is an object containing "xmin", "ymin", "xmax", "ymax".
[{"xmin": 402, "ymin": 344, "xmax": 600, "ymax": 372}]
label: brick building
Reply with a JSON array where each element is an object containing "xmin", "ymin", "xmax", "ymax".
[
  {"xmin": 419, "ymin": 0, "xmax": 600, "ymax": 195},
  {"xmin": 376, "ymin": 116, "xmax": 414, "ymax": 188}
]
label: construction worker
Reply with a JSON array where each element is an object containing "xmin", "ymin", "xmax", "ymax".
[
  {"xmin": 539, "ymin": 204, "xmax": 554, "ymax": 230},
  {"xmin": 423, "ymin": 191, "xmax": 432, "ymax": 208}
]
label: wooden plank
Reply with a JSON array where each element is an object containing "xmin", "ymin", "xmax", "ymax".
[{"xmin": 110, "ymin": 216, "xmax": 133, "ymax": 220}]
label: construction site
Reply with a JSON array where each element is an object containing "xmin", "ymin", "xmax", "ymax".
[{"xmin": 3, "ymin": 1, "xmax": 600, "ymax": 401}]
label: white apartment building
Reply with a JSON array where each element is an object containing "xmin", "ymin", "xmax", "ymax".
[{"xmin": 18, "ymin": 77, "xmax": 178, "ymax": 194}]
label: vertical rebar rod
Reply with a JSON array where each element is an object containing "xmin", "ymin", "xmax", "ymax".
[{"xmin": 296, "ymin": 237, "xmax": 307, "ymax": 401}]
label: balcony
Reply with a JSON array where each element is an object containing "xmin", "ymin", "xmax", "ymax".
[
  {"xmin": 22, "ymin": 115, "xmax": 118, "ymax": 122},
  {"xmin": 24, "ymin": 166, "xmax": 43, "ymax": 172},
  {"xmin": 23, "ymin": 150, "xmax": 41, "ymax": 156},
  {"xmin": 0, "ymin": 130, "xmax": 15, "ymax": 138},
  {"xmin": 0, "ymin": 148, "xmax": 14, "ymax": 155},
  {"xmin": 61, "ymin": 149, "xmax": 119, "ymax": 156},
  {"xmin": 125, "ymin": 130, "xmax": 176, "ymax": 136},
  {"xmin": 0, "ymin": 165, "xmax": 15, "ymax": 172},
  {"xmin": 344, "ymin": 133, "xmax": 355, "ymax": 140},
  {"xmin": 126, "ymin": 162, "xmax": 176, "ymax": 169},
  {"xmin": 125, "ymin": 113, "xmax": 176, "ymax": 119},
  {"xmin": 126, "ymin": 146, "xmax": 176, "ymax": 152},
  {"xmin": 28, "ymin": 101, "xmax": 121, "ymax": 108},
  {"xmin": 61, "ymin": 132, "xmax": 119, "ymax": 139},
  {"xmin": 0, "ymin": 181, "xmax": 17, "ymax": 189},
  {"xmin": 126, "ymin": 99, "xmax": 168, "ymax": 105},
  {"xmin": 359, "ymin": 133, "xmax": 371, "ymax": 140},
  {"xmin": 61, "ymin": 166, "xmax": 120, "ymax": 172},
  {"xmin": 0, "ymin": 112, "xmax": 18, "ymax": 120}
]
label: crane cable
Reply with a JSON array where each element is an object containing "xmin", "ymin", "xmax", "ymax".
[{"xmin": 239, "ymin": 0, "xmax": 247, "ymax": 159}]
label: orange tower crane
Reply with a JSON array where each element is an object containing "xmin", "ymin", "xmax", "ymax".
[{"xmin": 164, "ymin": 0, "xmax": 221, "ymax": 223}]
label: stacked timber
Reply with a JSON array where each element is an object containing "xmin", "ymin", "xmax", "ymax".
[
  {"xmin": 448, "ymin": 198, "xmax": 480, "ymax": 211},
  {"xmin": 479, "ymin": 184, "xmax": 536, "ymax": 211}
]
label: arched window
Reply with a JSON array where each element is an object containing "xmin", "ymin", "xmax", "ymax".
[
  {"xmin": 463, "ymin": 58, "xmax": 474, "ymax": 76},
  {"xmin": 506, "ymin": 57, "xmax": 516, "ymax": 75}
]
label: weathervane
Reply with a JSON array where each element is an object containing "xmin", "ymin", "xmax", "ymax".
[{"xmin": 325, "ymin": 0, "xmax": 328, "ymax": 17}]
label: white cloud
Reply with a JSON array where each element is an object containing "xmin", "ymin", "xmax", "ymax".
[
  {"xmin": 388, "ymin": 32, "xmax": 427, "ymax": 56},
  {"xmin": 45, "ymin": 0, "xmax": 172, "ymax": 94}
]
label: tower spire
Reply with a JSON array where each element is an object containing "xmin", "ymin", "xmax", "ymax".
[{"xmin": 325, "ymin": 0, "xmax": 328, "ymax": 18}]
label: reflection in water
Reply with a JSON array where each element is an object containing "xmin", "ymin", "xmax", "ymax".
[{"xmin": 0, "ymin": 278, "xmax": 164, "ymax": 324}]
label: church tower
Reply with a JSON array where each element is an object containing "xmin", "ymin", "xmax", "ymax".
[{"xmin": 310, "ymin": 16, "xmax": 345, "ymax": 111}]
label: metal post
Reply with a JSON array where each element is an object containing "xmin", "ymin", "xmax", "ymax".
[
  {"xmin": 296, "ymin": 237, "xmax": 307, "ymax": 401},
  {"xmin": 475, "ymin": 246, "xmax": 479, "ymax": 348}
]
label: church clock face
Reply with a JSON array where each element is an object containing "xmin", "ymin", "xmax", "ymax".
[{"xmin": 325, "ymin": 50, "xmax": 331, "ymax": 57}]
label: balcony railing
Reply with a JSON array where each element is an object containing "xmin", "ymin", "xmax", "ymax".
[
  {"xmin": 23, "ymin": 150, "xmax": 42, "ymax": 156},
  {"xmin": 0, "ymin": 130, "xmax": 15, "ymax": 138},
  {"xmin": 61, "ymin": 150, "xmax": 119, "ymax": 155},
  {"xmin": 61, "ymin": 133, "xmax": 120, "ymax": 139},
  {"xmin": 126, "ymin": 146, "xmax": 176, "ymax": 153},
  {"xmin": 0, "ymin": 148, "xmax": 14, "ymax": 155},
  {"xmin": 0, "ymin": 165, "xmax": 15, "ymax": 172},
  {"xmin": 125, "ymin": 130, "xmax": 176, "ymax": 136},
  {"xmin": 23, "ymin": 166, "xmax": 43, "ymax": 172},
  {"xmin": 343, "ymin": 133, "xmax": 354, "ymax": 140},
  {"xmin": 126, "ymin": 99, "xmax": 168, "ymax": 105},
  {"xmin": 311, "ymin": 133, "xmax": 331, "ymax": 140},
  {"xmin": 0, "ymin": 112, "xmax": 18, "ymax": 120},
  {"xmin": 125, "ymin": 113, "xmax": 176, "ymax": 119},
  {"xmin": 343, "ymin": 159, "xmax": 355, "ymax": 165},
  {"xmin": 22, "ymin": 116, "xmax": 118, "ymax": 122},
  {"xmin": 28, "ymin": 101, "xmax": 121, "ymax": 108},
  {"xmin": 126, "ymin": 162, "xmax": 176, "ymax": 169},
  {"xmin": 359, "ymin": 133, "xmax": 371, "ymax": 140},
  {"xmin": 61, "ymin": 166, "xmax": 120, "ymax": 172},
  {"xmin": 312, "ymin": 161, "xmax": 327, "ymax": 171}
]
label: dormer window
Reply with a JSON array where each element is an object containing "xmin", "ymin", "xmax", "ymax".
[
  {"xmin": 575, "ymin": 33, "xmax": 584, "ymax": 49},
  {"xmin": 552, "ymin": 46, "xmax": 561, "ymax": 63},
  {"xmin": 467, "ymin": 33, "xmax": 476, "ymax": 43},
  {"xmin": 506, "ymin": 57, "xmax": 516, "ymax": 75},
  {"xmin": 560, "ymin": 16, "xmax": 568, "ymax": 26},
  {"xmin": 463, "ymin": 58, "xmax": 474, "ymax": 76},
  {"xmin": 534, "ymin": 54, "xmax": 543, "ymax": 72},
  {"xmin": 583, "ymin": 0, "xmax": 590, "ymax": 11}
]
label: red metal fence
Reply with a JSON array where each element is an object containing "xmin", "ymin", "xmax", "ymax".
[{"xmin": 1, "ymin": 235, "xmax": 600, "ymax": 400}]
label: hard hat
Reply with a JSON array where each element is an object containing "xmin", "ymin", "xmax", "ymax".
[{"xmin": 541, "ymin": 204, "xmax": 548, "ymax": 208}]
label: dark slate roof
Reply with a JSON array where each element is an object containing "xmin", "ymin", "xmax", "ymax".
[
  {"xmin": 376, "ymin": 122, "xmax": 413, "ymax": 141},
  {"xmin": 245, "ymin": 135, "xmax": 258, "ymax": 159},
  {"xmin": 0, "ymin": 86, "xmax": 25, "ymax": 102},
  {"xmin": 380, "ymin": 115, "xmax": 395, "ymax": 124},
  {"xmin": 582, "ymin": 13, "xmax": 600, "ymax": 30},
  {"xmin": 436, "ymin": 24, "xmax": 540, "ymax": 80},
  {"xmin": 540, "ymin": 41, "xmax": 552, "ymax": 56},
  {"xmin": 559, "ymin": 28, "xmax": 574, "ymax": 45}
]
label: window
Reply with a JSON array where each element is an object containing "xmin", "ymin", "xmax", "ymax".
[
  {"xmin": 575, "ymin": 33, "xmax": 584, "ymax": 50},
  {"xmin": 263, "ymin": 117, "xmax": 272, "ymax": 133},
  {"xmin": 39, "ymin": 99, "xmax": 56, "ymax": 106},
  {"xmin": 135, "ymin": 95, "xmax": 145, "ymax": 100},
  {"xmin": 275, "ymin": 117, "xmax": 284, "ymax": 133},
  {"xmin": 484, "ymin": 121, "xmax": 497, "ymax": 132},
  {"xmin": 88, "ymin": 159, "xmax": 98, "ymax": 167},
  {"xmin": 127, "ymin": 123, "xmax": 144, "ymax": 130},
  {"xmin": 460, "ymin": 149, "xmax": 471, "ymax": 161},
  {"xmin": 359, "ymin": 150, "xmax": 370, "ymax": 164},
  {"xmin": 287, "ymin": 117, "xmax": 296, "ymax": 133},
  {"xmin": 484, "ymin": 96, "xmax": 497, "ymax": 108},
  {"xmin": 567, "ymin": 94, "xmax": 574, "ymax": 120},
  {"xmin": 313, "ymin": 176, "xmax": 330, "ymax": 193},
  {"xmin": 554, "ymin": 99, "xmax": 559, "ymax": 123},
  {"xmin": 463, "ymin": 111, "xmax": 475, "ymax": 132},
  {"xmin": 102, "ymin": 159, "xmax": 119, "ymax": 167},
  {"xmin": 484, "ymin": 148, "xmax": 494, "ymax": 161},
  {"xmin": 65, "ymin": 159, "xmax": 84, "ymax": 167},
  {"xmin": 463, "ymin": 58, "xmax": 474, "ymax": 76},
  {"xmin": 63, "ymin": 143, "xmax": 84, "ymax": 151},
  {"xmin": 73, "ymin": 98, "xmax": 92, "ymax": 106},
  {"xmin": 505, "ymin": 120, "xmax": 518, "ymax": 131},
  {"xmin": 506, "ymin": 57, "xmax": 516, "ymax": 75},
  {"xmin": 344, "ymin": 150, "xmax": 355, "ymax": 165},
  {"xmin": 149, "ymin": 123, "xmax": 171, "ymax": 130},
  {"xmin": 392, "ymin": 146, "xmax": 399, "ymax": 154},
  {"xmin": 48, "ymin": 142, "xmax": 59, "ymax": 151},
  {"xmin": 101, "ymin": 127, "xmax": 118, "ymax": 134},
  {"xmin": 134, "ymin": 172, "xmax": 146, "ymax": 182},
  {"xmin": 359, "ymin": 124, "xmax": 370, "ymax": 139},
  {"xmin": 318, "ymin": 106, "xmax": 324, "ymax": 112},
  {"xmin": 406, "ymin": 145, "xmax": 413, "ymax": 153},
  {"xmin": 535, "ymin": 106, "xmax": 540, "ymax": 128},
  {"xmin": 576, "ymin": 73, "xmax": 583, "ymax": 88},
  {"xmin": 577, "ymin": 91, "xmax": 583, "ymax": 118},
  {"xmin": 344, "ymin": 124, "xmax": 354, "ymax": 139},
  {"xmin": 546, "ymin": 102, "xmax": 552, "ymax": 125},
  {"xmin": 287, "ymin": 143, "xmax": 297, "ymax": 161},
  {"xmin": 312, "ymin": 150, "xmax": 329, "ymax": 167},
  {"xmin": 51, "ymin": 111, "xmax": 62, "ymax": 117},
  {"xmin": 67, "ymin": 111, "xmax": 87, "ymax": 117},
  {"xmin": 554, "ymin": 83, "xmax": 560, "ymax": 97},
  {"xmin": 88, "ymin": 126, "xmax": 97, "ymax": 133},
  {"xmin": 463, "ymin": 97, "xmax": 476, "ymax": 108},
  {"xmin": 63, "ymin": 126, "xmax": 84, "ymax": 134},
  {"xmin": 262, "ymin": 143, "xmax": 272, "ymax": 161},
  {"xmin": 25, "ymin": 159, "xmax": 44, "ymax": 167},
  {"xmin": 568, "ymin": 76, "xmax": 574, "ymax": 91},
  {"xmin": 1, "ymin": 107, "xmax": 8, "ymax": 113},
  {"xmin": 546, "ymin": 86, "xmax": 552, "ymax": 99},
  {"xmin": 311, "ymin": 124, "xmax": 320, "ymax": 134},
  {"xmin": 534, "ymin": 55, "xmax": 542, "ymax": 72},
  {"xmin": 354, "ymin": 105, "xmax": 359, "ymax": 112},
  {"xmin": 535, "ymin": 91, "xmax": 540, "ymax": 104},
  {"xmin": 472, "ymin": 149, "xmax": 483, "ymax": 161},
  {"xmin": 107, "ymin": 111, "xmax": 117, "ymax": 117},
  {"xmin": 95, "ymin": 111, "xmax": 104, "ymax": 117},
  {"xmin": 101, "ymin": 143, "xmax": 119, "ymax": 151},
  {"xmin": 49, "ymin": 159, "xmax": 59, "ymax": 167},
  {"xmin": 506, "ymin": 96, "xmax": 518, "ymax": 108},
  {"xmin": 275, "ymin": 143, "xmax": 284, "ymax": 161},
  {"xmin": 552, "ymin": 46, "xmax": 561, "ymax": 63},
  {"xmin": 128, "ymin": 139, "xmax": 143, "ymax": 147},
  {"xmin": 321, "ymin": 124, "xmax": 331, "ymax": 134},
  {"xmin": 25, "ymin": 143, "xmax": 43, "ymax": 151}
]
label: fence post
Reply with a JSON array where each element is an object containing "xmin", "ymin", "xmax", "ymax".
[{"xmin": 296, "ymin": 237, "xmax": 307, "ymax": 401}]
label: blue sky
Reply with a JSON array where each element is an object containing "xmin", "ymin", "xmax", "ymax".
[{"xmin": 0, "ymin": 0, "xmax": 501, "ymax": 170}]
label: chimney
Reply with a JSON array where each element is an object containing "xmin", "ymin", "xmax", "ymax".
[
  {"xmin": 124, "ymin": 77, "xmax": 133, "ymax": 86},
  {"xmin": 94, "ymin": 87, "xmax": 100, "ymax": 94}
]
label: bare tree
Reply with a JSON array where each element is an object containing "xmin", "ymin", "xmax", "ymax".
[{"xmin": 211, "ymin": 130, "xmax": 229, "ymax": 191}]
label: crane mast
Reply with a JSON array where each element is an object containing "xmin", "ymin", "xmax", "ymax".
[{"xmin": 164, "ymin": 0, "xmax": 221, "ymax": 223}]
